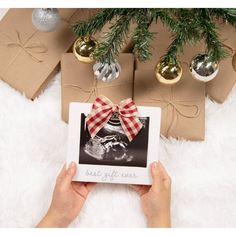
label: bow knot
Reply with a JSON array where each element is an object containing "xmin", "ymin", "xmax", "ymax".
[
  {"xmin": 86, "ymin": 95, "xmax": 143, "ymax": 142},
  {"xmin": 6, "ymin": 30, "xmax": 48, "ymax": 63},
  {"xmin": 148, "ymin": 97, "xmax": 200, "ymax": 137},
  {"xmin": 161, "ymin": 100, "xmax": 200, "ymax": 118}
]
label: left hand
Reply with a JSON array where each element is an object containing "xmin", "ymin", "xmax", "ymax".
[{"xmin": 37, "ymin": 162, "xmax": 96, "ymax": 227}]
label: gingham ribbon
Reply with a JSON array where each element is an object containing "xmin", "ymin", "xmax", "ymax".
[{"xmin": 85, "ymin": 95, "xmax": 143, "ymax": 142}]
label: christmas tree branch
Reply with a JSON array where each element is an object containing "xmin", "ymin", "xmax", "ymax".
[
  {"xmin": 211, "ymin": 8, "xmax": 236, "ymax": 28},
  {"xmin": 71, "ymin": 9, "xmax": 116, "ymax": 36},
  {"xmin": 71, "ymin": 8, "xmax": 236, "ymax": 64},
  {"xmin": 133, "ymin": 9, "xmax": 154, "ymax": 61},
  {"xmin": 161, "ymin": 9, "xmax": 201, "ymax": 64},
  {"xmin": 196, "ymin": 9, "xmax": 228, "ymax": 61},
  {"xmin": 92, "ymin": 14, "xmax": 133, "ymax": 64}
]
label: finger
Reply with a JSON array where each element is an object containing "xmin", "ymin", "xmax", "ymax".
[
  {"xmin": 86, "ymin": 182, "xmax": 96, "ymax": 192},
  {"xmin": 151, "ymin": 161, "xmax": 164, "ymax": 191},
  {"xmin": 157, "ymin": 161, "xmax": 171, "ymax": 182},
  {"xmin": 72, "ymin": 182, "xmax": 96, "ymax": 197},
  {"xmin": 56, "ymin": 164, "xmax": 67, "ymax": 184},
  {"xmin": 129, "ymin": 184, "xmax": 149, "ymax": 196},
  {"xmin": 71, "ymin": 182, "xmax": 87, "ymax": 197},
  {"xmin": 62, "ymin": 162, "xmax": 77, "ymax": 187},
  {"xmin": 129, "ymin": 184, "xmax": 142, "ymax": 193}
]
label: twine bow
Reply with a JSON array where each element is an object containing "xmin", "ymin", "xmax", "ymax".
[
  {"xmin": 5, "ymin": 30, "xmax": 48, "ymax": 63},
  {"xmin": 63, "ymin": 79, "xmax": 132, "ymax": 103},
  {"xmin": 148, "ymin": 97, "xmax": 200, "ymax": 137},
  {"xmin": 85, "ymin": 95, "xmax": 143, "ymax": 142}
]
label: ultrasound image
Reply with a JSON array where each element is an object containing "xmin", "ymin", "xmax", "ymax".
[{"xmin": 79, "ymin": 113, "xmax": 149, "ymax": 167}]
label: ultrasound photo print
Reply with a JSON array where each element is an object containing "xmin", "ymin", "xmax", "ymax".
[{"xmin": 79, "ymin": 113, "xmax": 150, "ymax": 167}]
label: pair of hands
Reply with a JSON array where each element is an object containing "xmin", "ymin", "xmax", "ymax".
[{"xmin": 37, "ymin": 161, "xmax": 171, "ymax": 228}]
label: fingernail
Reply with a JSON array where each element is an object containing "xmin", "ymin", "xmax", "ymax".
[
  {"xmin": 153, "ymin": 161, "xmax": 158, "ymax": 168},
  {"xmin": 70, "ymin": 162, "xmax": 76, "ymax": 168}
]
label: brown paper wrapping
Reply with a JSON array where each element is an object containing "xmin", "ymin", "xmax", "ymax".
[
  {"xmin": 206, "ymin": 21, "xmax": 236, "ymax": 103},
  {"xmin": 134, "ymin": 66, "xmax": 205, "ymax": 141},
  {"xmin": 0, "ymin": 8, "xmax": 99, "ymax": 99},
  {"xmin": 61, "ymin": 53, "xmax": 134, "ymax": 123}
]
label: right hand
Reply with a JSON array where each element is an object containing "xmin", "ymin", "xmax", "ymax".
[{"xmin": 130, "ymin": 161, "xmax": 171, "ymax": 228}]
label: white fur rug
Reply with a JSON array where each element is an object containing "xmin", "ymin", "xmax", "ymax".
[{"xmin": 1, "ymin": 9, "xmax": 236, "ymax": 228}]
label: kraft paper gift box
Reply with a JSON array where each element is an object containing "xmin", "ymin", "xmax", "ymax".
[
  {"xmin": 0, "ymin": 8, "xmax": 99, "ymax": 99},
  {"xmin": 133, "ymin": 68, "xmax": 205, "ymax": 141},
  {"xmin": 134, "ymin": 21, "xmax": 205, "ymax": 140},
  {"xmin": 61, "ymin": 53, "xmax": 134, "ymax": 123},
  {"xmin": 135, "ymin": 20, "xmax": 236, "ymax": 104},
  {"xmin": 206, "ymin": 21, "xmax": 236, "ymax": 103}
]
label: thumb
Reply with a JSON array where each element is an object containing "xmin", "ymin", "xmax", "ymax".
[
  {"xmin": 62, "ymin": 162, "xmax": 77, "ymax": 187},
  {"xmin": 150, "ymin": 161, "xmax": 163, "ymax": 192}
]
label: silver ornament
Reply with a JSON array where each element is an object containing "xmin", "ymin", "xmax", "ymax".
[
  {"xmin": 32, "ymin": 8, "xmax": 60, "ymax": 32},
  {"xmin": 190, "ymin": 53, "xmax": 219, "ymax": 82},
  {"xmin": 93, "ymin": 61, "xmax": 121, "ymax": 82}
]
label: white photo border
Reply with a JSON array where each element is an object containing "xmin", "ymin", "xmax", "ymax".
[{"xmin": 67, "ymin": 102, "xmax": 161, "ymax": 185}]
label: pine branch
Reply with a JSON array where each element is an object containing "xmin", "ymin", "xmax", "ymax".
[
  {"xmin": 133, "ymin": 9, "xmax": 154, "ymax": 61},
  {"xmin": 71, "ymin": 9, "xmax": 117, "ymax": 36},
  {"xmin": 211, "ymin": 8, "xmax": 236, "ymax": 28},
  {"xmin": 160, "ymin": 9, "xmax": 201, "ymax": 64},
  {"xmin": 154, "ymin": 9, "xmax": 177, "ymax": 31},
  {"xmin": 70, "ymin": 8, "xmax": 236, "ymax": 64},
  {"xmin": 196, "ymin": 9, "xmax": 228, "ymax": 61},
  {"xmin": 92, "ymin": 14, "xmax": 133, "ymax": 64}
]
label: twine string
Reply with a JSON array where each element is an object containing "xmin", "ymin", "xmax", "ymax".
[
  {"xmin": 63, "ymin": 80, "xmax": 132, "ymax": 102},
  {"xmin": 221, "ymin": 40, "xmax": 236, "ymax": 55},
  {"xmin": 5, "ymin": 30, "xmax": 48, "ymax": 63},
  {"xmin": 147, "ymin": 93, "xmax": 200, "ymax": 137}
]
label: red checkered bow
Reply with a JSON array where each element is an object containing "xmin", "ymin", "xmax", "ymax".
[{"xmin": 85, "ymin": 95, "xmax": 143, "ymax": 142}]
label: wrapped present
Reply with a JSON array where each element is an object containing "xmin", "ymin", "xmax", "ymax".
[
  {"xmin": 0, "ymin": 8, "xmax": 99, "ymax": 99},
  {"xmin": 134, "ymin": 21, "xmax": 205, "ymax": 139},
  {"xmin": 61, "ymin": 53, "xmax": 134, "ymax": 123},
  {"xmin": 206, "ymin": 21, "xmax": 236, "ymax": 103},
  {"xmin": 133, "ymin": 66, "xmax": 205, "ymax": 141}
]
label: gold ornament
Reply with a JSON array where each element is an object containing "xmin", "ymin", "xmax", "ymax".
[
  {"xmin": 232, "ymin": 53, "xmax": 236, "ymax": 72},
  {"xmin": 155, "ymin": 60, "xmax": 182, "ymax": 85},
  {"xmin": 73, "ymin": 36, "xmax": 97, "ymax": 63}
]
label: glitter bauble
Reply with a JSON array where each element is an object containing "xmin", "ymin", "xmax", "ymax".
[{"xmin": 32, "ymin": 8, "xmax": 60, "ymax": 32}]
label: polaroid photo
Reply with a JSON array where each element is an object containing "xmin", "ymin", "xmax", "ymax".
[{"xmin": 66, "ymin": 102, "xmax": 161, "ymax": 185}]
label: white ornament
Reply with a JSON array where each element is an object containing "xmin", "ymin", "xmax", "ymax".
[{"xmin": 93, "ymin": 61, "xmax": 121, "ymax": 82}]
